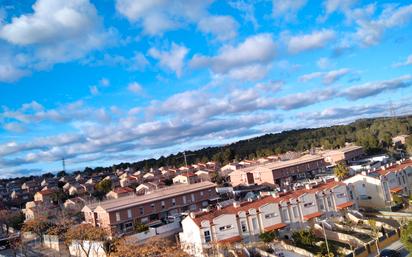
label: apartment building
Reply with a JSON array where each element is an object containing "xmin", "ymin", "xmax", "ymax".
[
  {"xmin": 322, "ymin": 145, "xmax": 364, "ymax": 165},
  {"xmin": 179, "ymin": 180, "xmax": 353, "ymax": 257},
  {"xmin": 229, "ymin": 154, "xmax": 326, "ymax": 188},
  {"xmin": 82, "ymin": 181, "xmax": 218, "ymax": 236},
  {"xmin": 344, "ymin": 159, "xmax": 412, "ymax": 210}
]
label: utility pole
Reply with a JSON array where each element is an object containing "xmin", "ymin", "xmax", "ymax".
[
  {"xmin": 321, "ymin": 221, "xmax": 330, "ymax": 256},
  {"xmin": 62, "ymin": 157, "xmax": 66, "ymax": 172}
]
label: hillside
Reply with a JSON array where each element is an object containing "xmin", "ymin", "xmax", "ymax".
[{"xmin": 108, "ymin": 115, "xmax": 412, "ymax": 173}]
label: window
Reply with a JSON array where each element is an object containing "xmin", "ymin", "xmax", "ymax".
[
  {"xmin": 191, "ymin": 193, "xmax": 195, "ymax": 202},
  {"xmin": 241, "ymin": 221, "xmax": 247, "ymax": 233},
  {"xmin": 304, "ymin": 202, "xmax": 314, "ymax": 207},
  {"xmin": 151, "ymin": 203, "xmax": 155, "ymax": 209},
  {"xmin": 327, "ymin": 198, "xmax": 332, "ymax": 208},
  {"xmin": 183, "ymin": 195, "xmax": 187, "ymax": 204},
  {"xmin": 282, "ymin": 209, "xmax": 289, "ymax": 221},
  {"xmin": 200, "ymin": 191, "xmax": 204, "ymax": 196},
  {"xmin": 172, "ymin": 198, "xmax": 176, "ymax": 206},
  {"xmin": 293, "ymin": 206, "xmax": 299, "ymax": 218},
  {"xmin": 336, "ymin": 193, "xmax": 345, "ymax": 198},
  {"xmin": 139, "ymin": 207, "xmax": 144, "ymax": 215},
  {"xmin": 127, "ymin": 209, "xmax": 132, "ymax": 219},
  {"xmin": 124, "ymin": 222, "xmax": 133, "ymax": 231},
  {"xmin": 319, "ymin": 203, "xmax": 325, "ymax": 210},
  {"xmin": 161, "ymin": 201, "xmax": 165, "ymax": 209},
  {"xmin": 116, "ymin": 212, "xmax": 120, "ymax": 222},
  {"xmin": 252, "ymin": 218, "xmax": 258, "ymax": 231},
  {"xmin": 219, "ymin": 225, "xmax": 232, "ymax": 231},
  {"xmin": 204, "ymin": 230, "xmax": 211, "ymax": 243},
  {"xmin": 265, "ymin": 213, "xmax": 277, "ymax": 219}
]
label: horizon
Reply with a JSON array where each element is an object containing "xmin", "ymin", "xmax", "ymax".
[{"xmin": 1, "ymin": 0, "xmax": 412, "ymax": 178}]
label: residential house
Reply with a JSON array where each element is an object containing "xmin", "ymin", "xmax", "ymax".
[
  {"xmin": 34, "ymin": 189, "xmax": 56, "ymax": 205},
  {"xmin": 322, "ymin": 145, "xmax": 364, "ymax": 165},
  {"xmin": 64, "ymin": 197, "xmax": 87, "ymax": 212},
  {"xmin": 135, "ymin": 182, "xmax": 159, "ymax": 195},
  {"xmin": 82, "ymin": 181, "xmax": 218, "ymax": 236},
  {"xmin": 173, "ymin": 173, "xmax": 200, "ymax": 184},
  {"xmin": 344, "ymin": 159, "xmax": 412, "ymax": 210},
  {"xmin": 229, "ymin": 154, "xmax": 326, "ymax": 188},
  {"xmin": 179, "ymin": 180, "xmax": 354, "ymax": 257},
  {"xmin": 106, "ymin": 187, "xmax": 135, "ymax": 199}
]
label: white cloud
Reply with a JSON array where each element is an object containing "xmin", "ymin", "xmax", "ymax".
[
  {"xmin": 127, "ymin": 82, "xmax": 143, "ymax": 93},
  {"xmin": 228, "ymin": 1, "xmax": 258, "ymax": 29},
  {"xmin": 394, "ymin": 54, "xmax": 412, "ymax": 67},
  {"xmin": 149, "ymin": 43, "xmax": 188, "ymax": 77},
  {"xmin": 0, "ymin": 0, "xmax": 113, "ymax": 82},
  {"xmin": 100, "ymin": 78, "xmax": 110, "ymax": 86},
  {"xmin": 276, "ymin": 89, "xmax": 336, "ymax": 110},
  {"xmin": 349, "ymin": 4, "xmax": 412, "ymax": 46},
  {"xmin": 318, "ymin": 0, "xmax": 357, "ymax": 22},
  {"xmin": 285, "ymin": 29, "xmax": 335, "ymax": 53},
  {"xmin": 340, "ymin": 75, "xmax": 412, "ymax": 100},
  {"xmin": 115, "ymin": 0, "xmax": 237, "ymax": 41},
  {"xmin": 317, "ymin": 57, "xmax": 332, "ymax": 69},
  {"xmin": 0, "ymin": 62, "xmax": 29, "ymax": 82},
  {"xmin": 190, "ymin": 33, "xmax": 276, "ymax": 80},
  {"xmin": 299, "ymin": 68, "xmax": 351, "ymax": 85},
  {"xmin": 272, "ymin": 0, "xmax": 307, "ymax": 21},
  {"xmin": 197, "ymin": 16, "xmax": 238, "ymax": 41},
  {"xmin": 89, "ymin": 85, "xmax": 99, "ymax": 95}
]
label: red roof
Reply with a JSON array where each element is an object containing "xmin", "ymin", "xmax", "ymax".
[
  {"xmin": 181, "ymin": 172, "xmax": 196, "ymax": 177},
  {"xmin": 374, "ymin": 160, "xmax": 412, "ymax": 176},
  {"xmin": 264, "ymin": 223, "xmax": 287, "ymax": 232},
  {"xmin": 192, "ymin": 180, "xmax": 345, "ymax": 227},
  {"xmin": 336, "ymin": 201, "xmax": 354, "ymax": 210},
  {"xmin": 217, "ymin": 235, "xmax": 242, "ymax": 244},
  {"xmin": 38, "ymin": 189, "xmax": 56, "ymax": 195},
  {"xmin": 390, "ymin": 186, "xmax": 403, "ymax": 193},
  {"xmin": 113, "ymin": 187, "xmax": 134, "ymax": 194},
  {"xmin": 303, "ymin": 212, "xmax": 322, "ymax": 220}
]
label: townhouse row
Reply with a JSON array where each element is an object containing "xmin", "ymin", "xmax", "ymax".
[
  {"xmin": 82, "ymin": 181, "xmax": 218, "ymax": 236},
  {"xmin": 179, "ymin": 180, "xmax": 354, "ymax": 257},
  {"xmin": 344, "ymin": 158, "xmax": 412, "ymax": 210}
]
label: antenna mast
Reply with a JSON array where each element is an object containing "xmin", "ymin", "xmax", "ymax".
[{"xmin": 62, "ymin": 158, "xmax": 66, "ymax": 172}]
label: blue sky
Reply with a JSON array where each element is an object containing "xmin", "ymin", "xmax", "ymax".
[{"xmin": 0, "ymin": 0, "xmax": 412, "ymax": 178}]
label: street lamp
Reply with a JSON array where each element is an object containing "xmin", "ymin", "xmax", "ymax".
[{"xmin": 317, "ymin": 218, "xmax": 330, "ymax": 256}]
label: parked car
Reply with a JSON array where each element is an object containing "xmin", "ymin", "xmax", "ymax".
[{"xmin": 380, "ymin": 249, "xmax": 401, "ymax": 257}]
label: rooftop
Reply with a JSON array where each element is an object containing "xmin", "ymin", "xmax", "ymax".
[{"xmin": 83, "ymin": 181, "xmax": 216, "ymax": 212}]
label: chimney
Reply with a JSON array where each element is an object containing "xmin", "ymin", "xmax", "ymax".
[
  {"xmin": 334, "ymin": 176, "xmax": 340, "ymax": 182},
  {"xmin": 305, "ymin": 184, "xmax": 313, "ymax": 189},
  {"xmin": 233, "ymin": 201, "xmax": 241, "ymax": 208},
  {"xmin": 361, "ymin": 171, "xmax": 367, "ymax": 176},
  {"xmin": 189, "ymin": 212, "xmax": 196, "ymax": 219}
]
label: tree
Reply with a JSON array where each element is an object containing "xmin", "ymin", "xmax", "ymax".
[
  {"xmin": 406, "ymin": 136, "xmax": 412, "ymax": 154},
  {"xmin": 259, "ymin": 231, "xmax": 277, "ymax": 243},
  {"xmin": 292, "ymin": 229, "xmax": 317, "ymax": 247},
  {"xmin": 112, "ymin": 237, "xmax": 189, "ymax": 257},
  {"xmin": 0, "ymin": 210, "xmax": 24, "ymax": 234},
  {"xmin": 334, "ymin": 162, "xmax": 349, "ymax": 181},
  {"xmin": 401, "ymin": 220, "xmax": 412, "ymax": 253},
  {"xmin": 56, "ymin": 170, "xmax": 68, "ymax": 177},
  {"xmin": 65, "ymin": 224, "xmax": 108, "ymax": 257},
  {"xmin": 22, "ymin": 217, "xmax": 51, "ymax": 243}
]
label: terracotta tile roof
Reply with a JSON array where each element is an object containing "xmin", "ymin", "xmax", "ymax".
[
  {"xmin": 181, "ymin": 172, "xmax": 196, "ymax": 177},
  {"xmin": 193, "ymin": 196, "xmax": 278, "ymax": 227},
  {"xmin": 113, "ymin": 187, "xmax": 134, "ymax": 194},
  {"xmin": 264, "ymin": 223, "xmax": 287, "ymax": 232},
  {"xmin": 390, "ymin": 186, "xmax": 403, "ymax": 193},
  {"xmin": 38, "ymin": 189, "xmax": 56, "ymax": 195},
  {"xmin": 217, "ymin": 235, "xmax": 242, "ymax": 244},
  {"xmin": 303, "ymin": 211, "xmax": 322, "ymax": 220},
  {"xmin": 374, "ymin": 160, "xmax": 412, "ymax": 176},
  {"xmin": 336, "ymin": 201, "xmax": 354, "ymax": 210}
]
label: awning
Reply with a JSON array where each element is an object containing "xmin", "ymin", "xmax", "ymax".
[
  {"xmin": 390, "ymin": 187, "xmax": 403, "ymax": 193},
  {"xmin": 264, "ymin": 223, "xmax": 287, "ymax": 232},
  {"xmin": 303, "ymin": 212, "xmax": 322, "ymax": 220},
  {"xmin": 336, "ymin": 201, "xmax": 354, "ymax": 210},
  {"xmin": 217, "ymin": 235, "xmax": 242, "ymax": 244}
]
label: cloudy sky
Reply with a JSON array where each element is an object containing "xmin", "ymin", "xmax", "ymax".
[{"xmin": 0, "ymin": 0, "xmax": 412, "ymax": 178}]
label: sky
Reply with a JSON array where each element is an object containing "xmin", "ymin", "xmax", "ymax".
[{"xmin": 0, "ymin": 0, "xmax": 412, "ymax": 178}]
